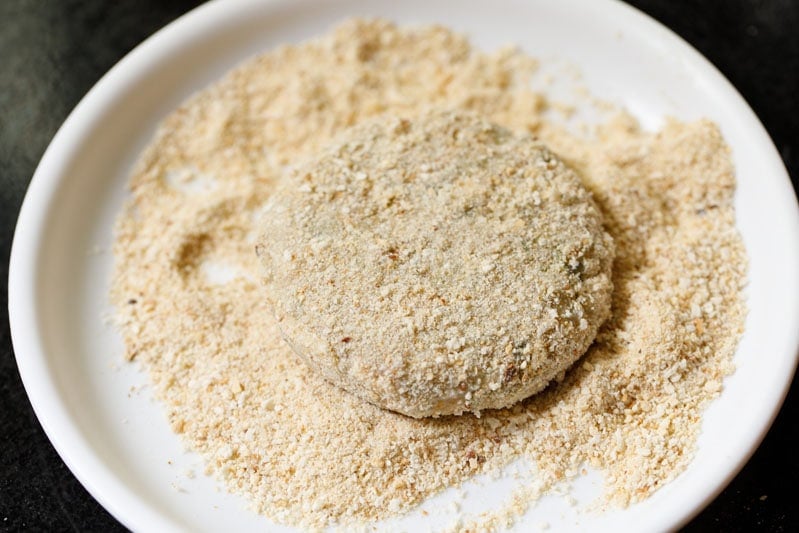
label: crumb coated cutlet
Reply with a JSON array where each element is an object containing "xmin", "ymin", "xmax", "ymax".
[{"xmin": 257, "ymin": 109, "xmax": 615, "ymax": 417}]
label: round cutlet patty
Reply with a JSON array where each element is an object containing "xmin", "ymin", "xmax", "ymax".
[{"xmin": 257, "ymin": 110, "xmax": 614, "ymax": 417}]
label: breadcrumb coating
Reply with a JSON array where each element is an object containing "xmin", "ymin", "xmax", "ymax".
[{"xmin": 258, "ymin": 110, "xmax": 614, "ymax": 417}]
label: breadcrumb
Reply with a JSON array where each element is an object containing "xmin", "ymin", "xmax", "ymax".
[{"xmin": 111, "ymin": 18, "xmax": 746, "ymax": 530}]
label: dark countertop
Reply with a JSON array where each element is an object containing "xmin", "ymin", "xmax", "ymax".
[{"xmin": 1, "ymin": 1, "xmax": 797, "ymax": 531}]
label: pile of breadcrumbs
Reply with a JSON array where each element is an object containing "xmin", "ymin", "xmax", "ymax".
[{"xmin": 111, "ymin": 18, "xmax": 747, "ymax": 530}]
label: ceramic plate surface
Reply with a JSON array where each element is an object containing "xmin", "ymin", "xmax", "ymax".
[{"xmin": 9, "ymin": 0, "xmax": 799, "ymax": 531}]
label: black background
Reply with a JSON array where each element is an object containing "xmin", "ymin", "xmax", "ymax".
[{"xmin": 1, "ymin": 1, "xmax": 797, "ymax": 531}]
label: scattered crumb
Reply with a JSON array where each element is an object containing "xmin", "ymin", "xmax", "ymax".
[{"xmin": 111, "ymin": 18, "xmax": 746, "ymax": 530}]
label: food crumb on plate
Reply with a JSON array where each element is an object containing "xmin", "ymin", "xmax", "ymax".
[{"xmin": 110, "ymin": 18, "xmax": 747, "ymax": 530}]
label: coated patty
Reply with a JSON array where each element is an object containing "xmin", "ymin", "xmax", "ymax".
[{"xmin": 257, "ymin": 110, "xmax": 614, "ymax": 417}]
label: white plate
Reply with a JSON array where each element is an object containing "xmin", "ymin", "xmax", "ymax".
[{"xmin": 9, "ymin": 0, "xmax": 799, "ymax": 531}]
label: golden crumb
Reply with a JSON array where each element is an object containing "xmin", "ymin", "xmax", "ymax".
[{"xmin": 111, "ymin": 18, "xmax": 746, "ymax": 529}]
